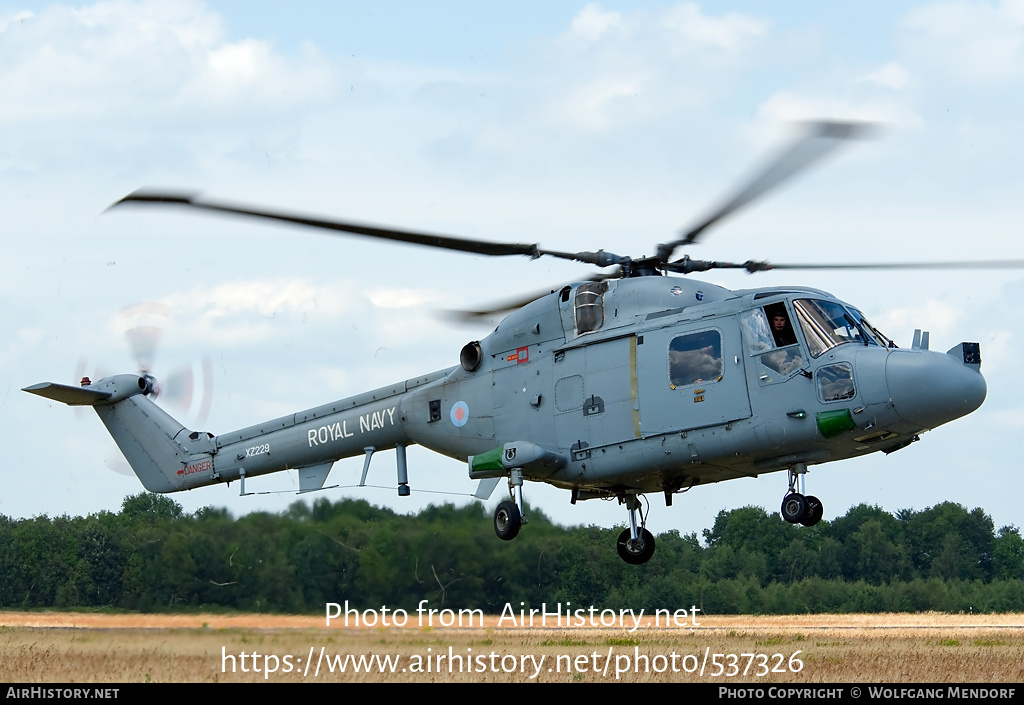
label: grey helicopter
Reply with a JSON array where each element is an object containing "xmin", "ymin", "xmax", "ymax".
[{"xmin": 25, "ymin": 122, "xmax": 1013, "ymax": 564}]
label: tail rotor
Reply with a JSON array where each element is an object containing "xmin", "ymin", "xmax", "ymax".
[{"xmin": 69, "ymin": 302, "xmax": 215, "ymax": 475}]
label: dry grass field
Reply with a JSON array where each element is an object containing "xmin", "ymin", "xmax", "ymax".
[{"xmin": 0, "ymin": 611, "xmax": 1021, "ymax": 683}]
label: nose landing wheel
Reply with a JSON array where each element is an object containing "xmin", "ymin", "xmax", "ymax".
[
  {"xmin": 494, "ymin": 500, "xmax": 522, "ymax": 541},
  {"xmin": 616, "ymin": 528, "xmax": 655, "ymax": 565},
  {"xmin": 493, "ymin": 469, "xmax": 526, "ymax": 541},
  {"xmin": 615, "ymin": 493, "xmax": 656, "ymax": 564}
]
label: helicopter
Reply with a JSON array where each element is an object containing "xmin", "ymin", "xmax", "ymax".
[{"xmin": 24, "ymin": 121, "xmax": 1016, "ymax": 564}]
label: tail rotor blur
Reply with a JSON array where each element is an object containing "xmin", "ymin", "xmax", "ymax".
[{"xmin": 73, "ymin": 302, "xmax": 215, "ymax": 475}]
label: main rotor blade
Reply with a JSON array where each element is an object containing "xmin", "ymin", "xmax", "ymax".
[
  {"xmin": 110, "ymin": 190, "xmax": 631, "ymax": 267},
  {"xmin": 111, "ymin": 190, "xmax": 542, "ymax": 257},
  {"xmin": 443, "ymin": 291, "xmax": 557, "ymax": 322},
  {"xmin": 658, "ymin": 121, "xmax": 873, "ymax": 261},
  {"xmin": 670, "ymin": 258, "xmax": 1024, "ymax": 273},
  {"xmin": 751, "ymin": 259, "xmax": 1024, "ymax": 272}
]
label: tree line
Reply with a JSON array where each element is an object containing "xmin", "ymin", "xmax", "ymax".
[{"xmin": 1, "ymin": 493, "xmax": 1022, "ymax": 614}]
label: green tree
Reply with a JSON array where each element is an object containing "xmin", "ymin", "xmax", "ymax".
[
  {"xmin": 829, "ymin": 504, "xmax": 907, "ymax": 581},
  {"xmin": 902, "ymin": 502, "xmax": 994, "ymax": 581},
  {"xmin": 993, "ymin": 526, "xmax": 1024, "ymax": 581},
  {"xmin": 849, "ymin": 519, "xmax": 904, "ymax": 584},
  {"xmin": 121, "ymin": 493, "xmax": 184, "ymax": 523},
  {"xmin": 702, "ymin": 506, "xmax": 799, "ymax": 582}
]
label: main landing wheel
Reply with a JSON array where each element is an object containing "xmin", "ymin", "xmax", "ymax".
[
  {"xmin": 616, "ymin": 528, "xmax": 656, "ymax": 565},
  {"xmin": 494, "ymin": 500, "xmax": 522, "ymax": 541},
  {"xmin": 800, "ymin": 495, "xmax": 823, "ymax": 527},
  {"xmin": 781, "ymin": 493, "xmax": 808, "ymax": 524}
]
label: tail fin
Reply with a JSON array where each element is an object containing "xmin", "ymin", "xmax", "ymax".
[{"xmin": 24, "ymin": 375, "xmax": 211, "ymax": 493}]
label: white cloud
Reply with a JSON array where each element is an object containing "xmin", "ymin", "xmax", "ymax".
[
  {"xmin": 563, "ymin": 1, "xmax": 767, "ymax": 54},
  {"xmin": 902, "ymin": 0, "xmax": 1024, "ymax": 83},
  {"xmin": 987, "ymin": 405, "xmax": 1024, "ymax": 429},
  {"xmin": 660, "ymin": 2, "xmax": 769, "ymax": 50},
  {"xmin": 873, "ymin": 299, "xmax": 964, "ymax": 345},
  {"xmin": 73, "ymin": 0, "xmax": 221, "ymax": 49},
  {"xmin": 537, "ymin": 3, "xmax": 769, "ymax": 133},
  {"xmin": 179, "ymin": 38, "xmax": 334, "ymax": 112},
  {"xmin": 0, "ymin": 326, "xmax": 46, "ymax": 369},
  {"xmin": 861, "ymin": 62, "xmax": 910, "ymax": 89},
  {"xmin": 0, "ymin": 9, "xmax": 33, "ymax": 32},
  {"xmin": 167, "ymin": 278, "xmax": 349, "ymax": 318},
  {"xmin": 977, "ymin": 328, "xmax": 1014, "ymax": 375},
  {"xmin": 93, "ymin": 278, "xmax": 372, "ymax": 350},
  {"xmin": 0, "ymin": 0, "xmax": 335, "ymax": 123},
  {"xmin": 570, "ymin": 3, "xmax": 622, "ymax": 42},
  {"xmin": 551, "ymin": 76, "xmax": 648, "ymax": 131},
  {"xmin": 366, "ymin": 287, "xmax": 446, "ymax": 309},
  {"xmin": 756, "ymin": 90, "xmax": 920, "ymax": 131},
  {"xmin": 207, "ymin": 38, "xmax": 275, "ymax": 83}
]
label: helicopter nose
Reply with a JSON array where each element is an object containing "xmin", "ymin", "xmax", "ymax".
[{"xmin": 885, "ymin": 347, "xmax": 986, "ymax": 430}]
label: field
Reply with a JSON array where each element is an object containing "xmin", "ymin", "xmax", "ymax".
[{"xmin": 1, "ymin": 612, "xmax": 1022, "ymax": 683}]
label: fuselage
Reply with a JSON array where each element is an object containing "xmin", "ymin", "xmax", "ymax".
[{"xmin": 150, "ymin": 275, "xmax": 985, "ymax": 500}]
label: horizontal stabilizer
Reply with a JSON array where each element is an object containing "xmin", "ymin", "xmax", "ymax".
[{"xmin": 22, "ymin": 382, "xmax": 111, "ymax": 406}]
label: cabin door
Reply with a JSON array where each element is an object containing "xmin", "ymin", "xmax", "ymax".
[{"xmin": 636, "ymin": 317, "xmax": 752, "ymax": 436}]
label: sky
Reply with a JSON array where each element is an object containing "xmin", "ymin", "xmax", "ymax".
[{"xmin": 3, "ymin": 0, "xmax": 1024, "ymax": 544}]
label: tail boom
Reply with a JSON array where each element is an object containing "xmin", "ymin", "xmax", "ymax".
[{"xmin": 25, "ymin": 370, "xmax": 452, "ymax": 495}]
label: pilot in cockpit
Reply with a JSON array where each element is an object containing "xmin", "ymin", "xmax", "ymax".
[{"xmin": 766, "ymin": 304, "xmax": 798, "ymax": 348}]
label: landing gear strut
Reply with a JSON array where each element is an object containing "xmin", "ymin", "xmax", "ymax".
[
  {"xmin": 780, "ymin": 463, "xmax": 823, "ymax": 527},
  {"xmin": 616, "ymin": 493, "xmax": 655, "ymax": 564},
  {"xmin": 493, "ymin": 469, "xmax": 526, "ymax": 541}
]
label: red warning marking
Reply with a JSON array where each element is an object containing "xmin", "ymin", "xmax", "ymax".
[{"xmin": 178, "ymin": 459, "xmax": 212, "ymax": 476}]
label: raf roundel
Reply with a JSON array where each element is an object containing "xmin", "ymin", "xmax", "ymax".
[{"xmin": 450, "ymin": 401, "xmax": 470, "ymax": 427}]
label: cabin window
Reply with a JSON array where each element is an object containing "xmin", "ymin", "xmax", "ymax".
[
  {"xmin": 668, "ymin": 329, "xmax": 722, "ymax": 387},
  {"xmin": 816, "ymin": 363, "xmax": 856, "ymax": 402},
  {"xmin": 574, "ymin": 281, "xmax": 608, "ymax": 335}
]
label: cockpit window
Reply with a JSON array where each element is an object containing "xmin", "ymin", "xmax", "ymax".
[
  {"xmin": 740, "ymin": 308, "xmax": 774, "ymax": 354},
  {"xmin": 740, "ymin": 304, "xmax": 805, "ymax": 383},
  {"xmin": 847, "ymin": 308, "xmax": 893, "ymax": 348},
  {"xmin": 793, "ymin": 299, "xmax": 877, "ymax": 358},
  {"xmin": 574, "ymin": 281, "xmax": 608, "ymax": 335},
  {"xmin": 764, "ymin": 302, "xmax": 798, "ymax": 347}
]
